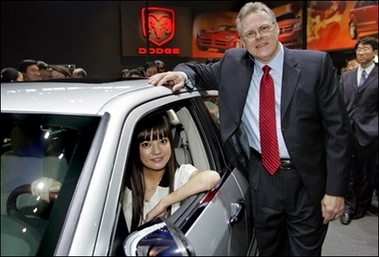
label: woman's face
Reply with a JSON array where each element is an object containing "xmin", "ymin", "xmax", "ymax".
[{"xmin": 139, "ymin": 135, "xmax": 171, "ymax": 172}]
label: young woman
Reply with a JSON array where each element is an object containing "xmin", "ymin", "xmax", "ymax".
[
  {"xmin": 122, "ymin": 114, "xmax": 220, "ymax": 231},
  {"xmin": 30, "ymin": 114, "xmax": 220, "ymax": 231}
]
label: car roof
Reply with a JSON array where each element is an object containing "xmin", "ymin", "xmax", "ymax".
[{"xmin": 1, "ymin": 79, "xmax": 177, "ymax": 116}]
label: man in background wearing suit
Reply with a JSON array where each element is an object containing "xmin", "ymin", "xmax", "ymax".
[
  {"xmin": 339, "ymin": 36, "xmax": 378, "ymax": 225},
  {"xmin": 149, "ymin": 2, "xmax": 352, "ymax": 256}
]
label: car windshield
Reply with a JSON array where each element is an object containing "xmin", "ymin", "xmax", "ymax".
[
  {"xmin": 217, "ymin": 25, "xmax": 236, "ymax": 31},
  {"xmin": 276, "ymin": 12, "xmax": 297, "ymax": 22},
  {"xmin": 1, "ymin": 113, "xmax": 100, "ymax": 256}
]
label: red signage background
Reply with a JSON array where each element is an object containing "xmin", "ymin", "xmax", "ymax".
[
  {"xmin": 121, "ymin": 1, "xmax": 378, "ymax": 58},
  {"xmin": 307, "ymin": 1, "xmax": 378, "ymax": 51},
  {"xmin": 141, "ymin": 7, "xmax": 175, "ymax": 47},
  {"xmin": 121, "ymin": 2, "xmax": 192, "ymax": 57},
  {"xmin": 192, "ymin": 11, "xmax": 239, "ymax": 58}
]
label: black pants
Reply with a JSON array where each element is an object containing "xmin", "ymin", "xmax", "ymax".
[
  {"xmin": 248, "ymin": 149, "xmax": 328, "ymax": 256},
  {"xmin": 344, "ymin": 139, "xmax": 378, "ymax": 215}
]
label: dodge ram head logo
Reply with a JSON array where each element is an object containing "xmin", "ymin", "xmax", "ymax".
[{"xmin": 141, "ymin": 7, "xmax": 175, "ymax": 46}]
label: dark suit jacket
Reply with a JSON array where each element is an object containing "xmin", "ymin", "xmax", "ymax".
[
  {"xmin": 174, "ymin": 47, "xmax": 352, "ymax": 208},
  {"xmin": 339, "ymin": 65, "xmax": 378, "ymax": 146}
]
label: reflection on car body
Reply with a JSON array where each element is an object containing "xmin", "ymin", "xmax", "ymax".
[
  {"xmin": 196, "ymin": 24, "xmax": 241, "ymax": 53},
  {"xmin": 1, "ymin": 78, "xmax": 257, "ymax": 256},
  {"xmin": 348, "ymin": 1, "xmax": 378, "ymax": 39}
]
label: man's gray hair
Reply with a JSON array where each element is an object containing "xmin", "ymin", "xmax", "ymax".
[{"xmin": 235, "ymin": 2, "xmax": 277, "ymax": 34}]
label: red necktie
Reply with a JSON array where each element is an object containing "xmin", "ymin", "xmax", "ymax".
[{"xmin": 259, "ymin": 65, "xmax": 280, "ymax": 175}]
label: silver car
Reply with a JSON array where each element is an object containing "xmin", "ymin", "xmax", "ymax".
[{"xmin": 1, "ymin": 78, "xmax": 257, "ymax": 256}]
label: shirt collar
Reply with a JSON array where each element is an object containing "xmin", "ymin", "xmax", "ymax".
[
  {"xmin": 359, "ymin": 62, "xmax": 375, "ymax": 75},
  {"xmin": 255, "ymin": 42, "xmax": 284, "ymax": 73}
]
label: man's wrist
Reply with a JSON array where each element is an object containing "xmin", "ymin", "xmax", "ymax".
[{"xmin": 178, "ymin": 71, "xmax": 194, "ymax": 90}]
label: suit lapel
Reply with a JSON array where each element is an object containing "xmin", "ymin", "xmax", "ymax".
[
  {"xmin": 358, "ymin": 65, "xmax": 378, "ymax": 93},
  {"xmin": 232, "ymin": 53, "xmax": 254, "ymax": 120},
  {"xmin": 281, "ymin": 49, "xmax": 300, "ymax": 120}
]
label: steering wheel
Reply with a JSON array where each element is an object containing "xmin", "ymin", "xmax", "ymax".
[
  {"xmin": 3, "ymin": 185, "xmax": 57, "ymax": 254},
  {"xmin": 7, "ymin": 184, "xmax": 58, "ymax": 220}
]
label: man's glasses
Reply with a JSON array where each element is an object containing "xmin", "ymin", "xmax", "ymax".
[
  {"xmin": 241, "ymin": 23, "xmax": 275, "ymax": 39},
  {"xmin": 355, "ymin": 47, "xmax": 372, "ymax": 53}
]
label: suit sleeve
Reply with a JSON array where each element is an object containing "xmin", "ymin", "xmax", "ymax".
[{"xmin": 318, "ymin": 52, "xmax": 353, "ymax": 196}]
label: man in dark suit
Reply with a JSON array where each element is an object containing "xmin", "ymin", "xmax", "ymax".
[
  {"xmin": 149, "ymin": 2, "xmax": 352, "ymax": 256},
  {"xmin": 339, "ymin": 37, "xmax": 378, "ymax": 225}
]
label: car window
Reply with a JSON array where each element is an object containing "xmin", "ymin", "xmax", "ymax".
[
  {"xmin": 110, "ymin": 96, "xmax": 222, "ymax": 253},
  {"xmin": 1, "ymin": 113, "xmax": 99, "ymax": 256},
  {"xmin": 217, "ymin": 25, "xmax": 228, "ymax": 31},
  {"xmin": 203, "ymin": 95, "xmax": 220, "ymax": 129}
]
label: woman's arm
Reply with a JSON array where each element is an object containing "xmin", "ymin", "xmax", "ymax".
[{"xmin": 145, "ymin": 169, "xmax": 220, "ymax": 222}]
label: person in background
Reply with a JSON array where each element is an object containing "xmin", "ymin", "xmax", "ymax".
[
  {"xmin": 19, "ymin": 59, "xmax": 40, "ymax": 81},
  {"xmin": 121, "ymin": 68, "xmax": 130, "ymax": 77},
  {"xmin": 50, "ymin": 65, "xmax": 71, "ymax": 79},
  {"xmin": 339, "ymin": 36, "xmax": 378, "ymax": 226},
  {"xmin": 124, "ymin": 69, "xmax": 143, "ymax": 78},
  {"xmin": 1, "ymin": 67, "xmax": 24, "ymax": 82},
  {"xmin": 345, "ymin": 56, "xmax": 359, "ymax": 71},
  {"xmin": 37, "ymin": 60, "xmax": 51, "ymax": 80},
  {"xmin": 71, "ymin": 67, "xmax": 87, "ymax": 78},
  {"xmin": 136, "ymin": 66, "xmax": 145, "ymax": 77},
  {"xmin": 144, "ymin": 61, "xmax": 158, "ymax": 78},
  {"xmin": 149, "ymin": 1, "xmax": 352, "ymax": 255},
  {"xmin": 154, "ymin": 60, "xmax": 165, "ymax": 73}
]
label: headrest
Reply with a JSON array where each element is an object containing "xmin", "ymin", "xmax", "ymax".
[{"xmin": 166, "ymin": 109, "xmax": 181, "ymax": 126}]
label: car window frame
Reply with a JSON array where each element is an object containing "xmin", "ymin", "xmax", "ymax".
[{"xmin": 92, "ymin": 92, "xmax": 214, "ymax": 255}]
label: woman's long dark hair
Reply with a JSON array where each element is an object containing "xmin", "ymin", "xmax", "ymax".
[{"xmin": 127, "ymin": 114, "xmax": 179, "ymax": 230}]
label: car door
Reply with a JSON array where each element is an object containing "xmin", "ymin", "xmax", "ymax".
[{"xmin": 120, "ymin": 91, "xmax": 256, "ymax": 256}]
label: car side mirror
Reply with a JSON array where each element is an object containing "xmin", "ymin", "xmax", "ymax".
[{"xmin": 123, "ymin": 217, "xmax": 195, "ymax": 256}]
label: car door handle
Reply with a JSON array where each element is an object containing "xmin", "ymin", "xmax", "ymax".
[{"xmin": 228, "ymin": 199, "xmax": 246, "ymax": 227}]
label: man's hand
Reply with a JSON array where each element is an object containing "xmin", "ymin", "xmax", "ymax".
[
  {"xmin": 148, "ymin": 71, "xmax": 186, "ymax": 92},
  {"xmin": 31, "ymin": 177, "xmax": 61, "ymax": 203},
  {"xmin": 321, "ymin": 194, "xmax": 344, "ymax": 224}
]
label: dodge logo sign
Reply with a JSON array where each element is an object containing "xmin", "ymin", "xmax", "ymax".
[{"xmin": 141, "ymin": 7, "xmax": 175, "ymax": 46}]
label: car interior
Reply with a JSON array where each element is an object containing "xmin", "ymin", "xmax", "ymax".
[{"xmin": 1, "ymin": 126, "xmax": 68, "ymax": 216}]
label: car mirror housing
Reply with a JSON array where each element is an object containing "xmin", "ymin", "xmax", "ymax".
[{"xmin": 123, "ymin": 217, "xmax": 195, "ymax": 256}]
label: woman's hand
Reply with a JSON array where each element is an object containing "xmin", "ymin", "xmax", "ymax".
[{"xmin": 145, "ymin": 200, "xmax": 168, "ymax": 223}]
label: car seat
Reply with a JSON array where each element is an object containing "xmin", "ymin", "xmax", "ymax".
[
  {"xmin": 1, "ymin": 126, "xmax": 68, "ymax": 216},
  {"xmin": 166, "ymin": 110, "xmax": 193, "ymax": 165}
]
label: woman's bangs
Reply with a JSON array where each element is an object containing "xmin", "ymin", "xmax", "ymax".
[{"xmin": 138, "ymin": 127, "xmax": 168, "ymax": 142}]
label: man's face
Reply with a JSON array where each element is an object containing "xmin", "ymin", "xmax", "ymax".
[
  {"xmin": 356, "ymin": 43, "xmax": 378, "ymax": 66},
  {"xmin": 39, "ymin": 68, "xmax": 51, "ymax": 80},
  {"xmin": 145, "ymin": 66, "xmax": 158, "ymax": 78},
  {"xmin": 156, "ymin": 63, "xmax": 165, "ymax": 73},
  {"xmin": 239, "ymin": 11, "xmax": 280, "ymax": 64},
  {"xmin": 24, "ymin": 64, "xmax": 40, "ymax": 81},
  {"xmin": 346, "ymin": 59, "xmax": 359, "ymax": 71}
]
